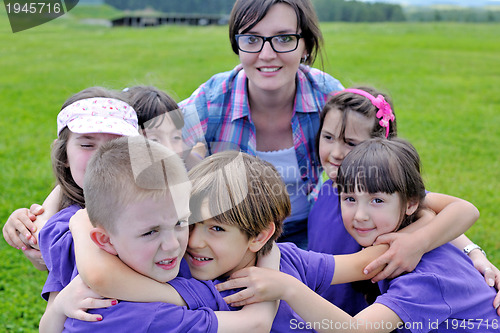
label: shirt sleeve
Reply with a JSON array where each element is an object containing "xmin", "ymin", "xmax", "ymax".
[
  {"xmin": 375, "ymin": 273, "xmax": 451, "ymax": 333},
  {"xmin": 39, "ymin": 206, "xmax": 79, "ymax": 301},
  {"xmin": 148, "ymin": 303, "xmax": 219, "ymax": 333},
  {"xmin": 168, "ymin": 277, "xmax": 229, "ymax": 311},
  {"xmin": 279, "ymin": 243, "xmax": 336, "ymax": 295},
  {"xmin": 179, "ymin": 77, "xmax": 212, "ymax": 149}
]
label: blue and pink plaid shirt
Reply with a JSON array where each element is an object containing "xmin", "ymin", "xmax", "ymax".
[{"xmin": 180, "ymin": 64, "xmax": 343, "ymax": 195}]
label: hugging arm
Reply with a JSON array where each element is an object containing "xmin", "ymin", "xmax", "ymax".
[
  {"xmin": 215, "ymin": 243, "xmax": 280, "ymax": 333},
  {"xmin": 3, "ymin": 186, "xmax": 61, "ymax": 271},
  {"xmin": 39, "ymin": 275, "xmax": 118, "ymax": 333},
  {"xmin": 70, "ymin": 209, "xmax": 186, "ymax": 305},
  {"xmin": 218, "ymin": 263, "xmax": 401, "ymax": 333},
  {"xmin": 217, "ymin": 244, "xmax": 388, "ymax": 307}
]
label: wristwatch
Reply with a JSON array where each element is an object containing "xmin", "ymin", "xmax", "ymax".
[{"xmin": 463, "ymin": 243, "xmax": 486, "ymax": 257}]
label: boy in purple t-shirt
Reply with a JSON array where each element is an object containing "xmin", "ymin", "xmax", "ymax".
[
  {"xmin": 69, "ymin": 150, "xmax": 388, "ymax": 333},
  {"xmin": 39, "ymin": 137, "xmax": 277, "ymax": 332}
]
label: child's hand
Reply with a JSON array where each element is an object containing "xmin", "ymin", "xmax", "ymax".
[
  {"xmin": 216, "ymin": 267, "xmax": 289, "ymax": 307},
  {"xmin": 3, "ymin": 204, "xmax": 43, "ymax": 250},
  {"xmin": 467, "ymin": 249, "xmax": 500, "ymax": 315},
  {"xmin": 55, "ymin": 275, "xmax": 118, "ymax": 322},
  {"xmin": 363, "ymin": 231, "xmax": 425, "ymax": 282}
]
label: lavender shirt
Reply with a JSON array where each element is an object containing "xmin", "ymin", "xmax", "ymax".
[
  {"xmin": 307, "ymin": 180, "xmax": 369, "ymax": 315},
  {"xmin": 181, "ymin": 242, "xmax": 336, "ymax": 333},
  {"xmin": 376, "ymin": 243, "xmax": 498, "ymax": 333}
]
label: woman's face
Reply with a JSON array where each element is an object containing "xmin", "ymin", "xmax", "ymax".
[{"xmin": 238, "ymin": 3, "xmax": 307, "ymax": 96}]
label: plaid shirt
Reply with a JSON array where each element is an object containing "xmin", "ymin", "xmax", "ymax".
[{"xmin": 180, "ymin": 64, "xmax": 343, "ymax": 193}]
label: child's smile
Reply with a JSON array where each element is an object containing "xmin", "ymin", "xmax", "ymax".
[
  {"xmin": 340, "ymin": 191, "xmax": 404, "ymax": 247},
  {"xmin": 318, "ymin": 109, "xmax": 373, "ymax": 181}
]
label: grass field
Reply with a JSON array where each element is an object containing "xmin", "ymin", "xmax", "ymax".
[{"xmin": 1, "ymin": 4, "xmax": 499, "ymax": 332}]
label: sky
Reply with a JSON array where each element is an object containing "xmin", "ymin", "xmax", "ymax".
[{"xmin": 356, "ymin": 0, "xmax": 500, "ymax": 6}]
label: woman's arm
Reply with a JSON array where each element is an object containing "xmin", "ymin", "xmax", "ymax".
[
  {"xmin": 365, "ymin": 192, "xmax": 479, "ymax": 281},
  {"xmin": 69, "ymin": 209, "xmax": 186, "ymax": 305}
]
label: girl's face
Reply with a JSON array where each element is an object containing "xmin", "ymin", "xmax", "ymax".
[
  {"xmin": 238, "ymin": 3, "xmax": 307, "ymax": 96},
  {"xmin": 66, "ymin": 132, "xmax": 121, "ymax": 188},
  {"xmin": 318, "ymin": 108, "xmax": 374, "ymax": 181},
  {"xmin": 341, "ymin": 190, "xmax": 411, "ymax": 247},
  {"xmin": 142, "ymin": 113, "xmax": 185, "ymax": 156}
]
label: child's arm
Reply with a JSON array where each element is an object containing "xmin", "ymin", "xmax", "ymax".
[
  {"xmin": 215, "ymin": 243, "xmax": 280, "ymax": 332},
  {"xmin": 217, "ymin": 245, "xmax": 388, "ymax": 307},
  {"xmin": 364, "ymin": 192, "xmax": 479, "ymax": 281},
  {"xmin": 39, "ymin": 275, "xmax": 118, "ymax": 333},
  {"xmin": 69, "ymin": 209, "xmax": 186, "ymax": 305},
  {"xmin": 39, "ymin": 291, "xmax": 66, "ymax": 333},
  {"xmin": 219, "ymin": 266, "xmax": 400, "ymax": 333},
  {"xmin": 2, "ymin": 186, "xmax": 61, "ymax": 271}
]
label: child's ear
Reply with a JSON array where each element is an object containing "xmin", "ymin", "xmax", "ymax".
[
  {"xmin": 405, "ymin": 198, "xmax": 419, "ymax": 216},
  {"xmin": 248, "ymin": 222, "xmax": 276, "ymax": 253},
  {"xmin": 89, "ymin": 227, "xmax": 118, "ymax": 255}
]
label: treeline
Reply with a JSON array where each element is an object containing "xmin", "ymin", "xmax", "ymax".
[
  {"xmin": 313, "ymin": 0, "xmax": 405, "ymax": 22},
  {"xmin": 103, "ymin": 0, "xmax": 500, "ymax": 23},
  {"xmin": 406, "ymin": 8, "xmax": 500, "ymax": 22},
  {"xmin": 103, "ymin": 0, "xmax": 233, "ymax": 15}
]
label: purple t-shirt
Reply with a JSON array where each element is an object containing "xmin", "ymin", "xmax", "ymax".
[
  {"xmin": 182, "ymin": 242, "xmax": 336, "ymax": 333},
  {"xmin": 376, "ymin": 243, "xmax": 498, "ymax": 333},
  {"xmin": 39, "ymin": 205, "xmax": 228, "ymax": 332},
  {"xmin": 39, "ymin": 204, "xmax": 81, "ymax": 300},
  {"xmin": 307, "ymin": 180, "xmax": 369, "ymax": 315},
  {"xmin": 64, "ymin": 278, "xmax": 225, "ymax": 332}
]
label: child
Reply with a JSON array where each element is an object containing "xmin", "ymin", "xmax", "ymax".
[
  {"xmin": 306, "ymin": 87, "xmax": 500, "ymax": 314},
  {"xmin": 125, "ymin": 85, "xmax": 205, "ymax": 169},
  {"xmin": 217, "ymin": 138, "xmax": 500, "ymax": 332},
  {"xmin": 28, "ymin": 87, "xmax": 138, "ymax": 322},
  {"xmin": 125, "ymin": 85, "xmax": 185, "ymax": 156},
  {"xmin": 40, "ymin": 136, "xmax": 278, "ymax": 332},
  {"xmin": 2, "ymin": 85, "xmax": 201, "ymax": 268},
  {"xmin": 2, "ymin": 87, "xmax": 139, "ymax": 270},
  {"xmin": 66, "ymin": 150, "xmax": 390, "ymax": 333}
]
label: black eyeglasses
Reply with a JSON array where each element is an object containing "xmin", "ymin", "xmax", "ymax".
[{"xmin": 235, "ymin": 34, "xmax": 302, "ymax": 53}]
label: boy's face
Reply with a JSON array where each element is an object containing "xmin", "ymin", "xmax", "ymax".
[
  {"xmin": 107, "ymin": 194, "xmax": 190, "ymax": 283},
  {"xmin": 185, "ymin": 200, "xmax": 257, "ymax": 281}
]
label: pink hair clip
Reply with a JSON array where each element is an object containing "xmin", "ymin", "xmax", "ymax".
[{"xmin": 336, "ymin": 88, "xmax": 395, "ymax": 138}]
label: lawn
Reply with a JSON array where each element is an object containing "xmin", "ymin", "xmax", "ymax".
[{"xmin": 1, "ymin": 5, "xmax": 499, "ymax": 332}]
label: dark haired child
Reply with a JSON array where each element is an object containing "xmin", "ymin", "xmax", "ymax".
[
  {"xmin": 218, "ymin": 138, "xmax": 499, "ymax": 332},
  {"xmin": 307, "ymin": 87, "xmax": 500, "ymax": 315}
]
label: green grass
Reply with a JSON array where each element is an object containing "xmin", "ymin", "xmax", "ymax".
[{"xmin": 1, "ymin": 5, "xmax": 499, "ymax": 331}]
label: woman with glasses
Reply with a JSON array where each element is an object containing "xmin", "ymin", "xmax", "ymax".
[{"xmin": 180, "ymin": 0, "xmax": 343, "ymax": 249}]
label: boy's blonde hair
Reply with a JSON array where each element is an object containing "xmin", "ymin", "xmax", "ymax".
[
  {"xmin": 84, "ymin": 136, "xmax": 189, "ymax": 234},
  {"xmin": 188, "ymin": 151, "xmax": 291, "ymax": 256}
]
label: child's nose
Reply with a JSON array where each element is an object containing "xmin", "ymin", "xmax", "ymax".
[
  {"xmin": 354, "ymin": 206, "xmax": 369, "ymax": 222},
  {"xmin": 161, "ymin": 231, "xmax": 180, "ymax": 252},
  {"xmin": 187, "ymin": 223, "xmax": 205, "ymax": 248},
  {"xmin": 330, "ymin": 141, "xmax": 346, "ymax": 161}
]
